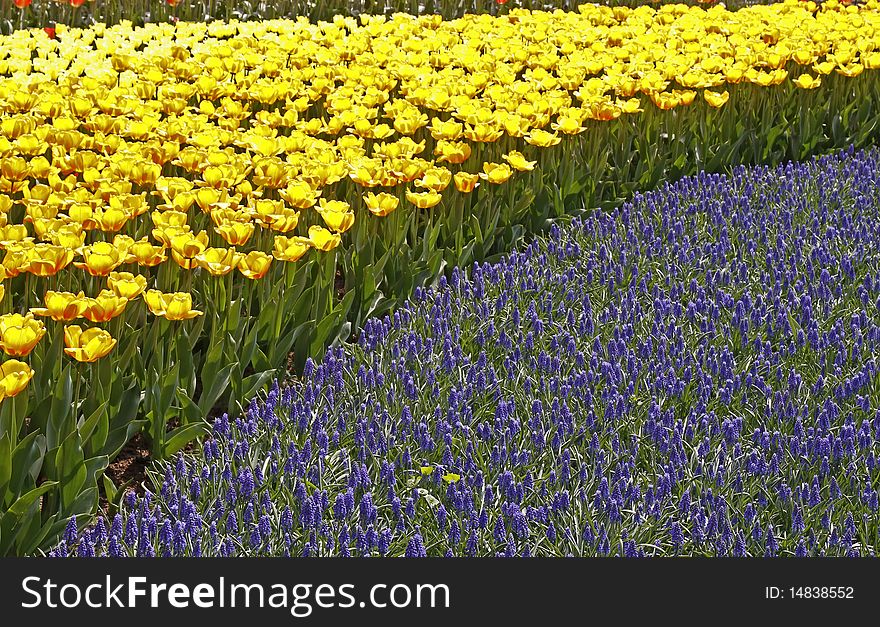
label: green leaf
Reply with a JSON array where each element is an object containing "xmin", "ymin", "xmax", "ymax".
[
  {"xmin": 78, "ymin": 399, "xmax": 110, "ymax": 449},
  {"xmin": 0, "ymin": 434, "xmax": 11, "ymax": 507},
  {"xmin": 239, "ymin": 370, "xmax": 276, "ymax": 403},
  {"xmin": 162, "ymin": 423, "xmax": 207, "ymax": 458},
  {"xmin": 112, "ymin": 383, "xmax": 142, "ymax": 430},
  {"xmin": 9, "ymin": 431, "xmax": 46, "ymax": 500},
  {"xmin": 47, "ymin": 366, "xmax": 74, "ymax": 451},
  {"xmin": 54, "ymin": 432, "xmax": 86, "ymax": 513},
  {"xmin": 198, "ymin": 362, "xmax": 235, "ymax": 415},
  {"xmin": 102, "ymin": 473, "xmax": 118, "ymax": 505},
  {"xmin": 176, "ymin": 389, "xmax": 204, "ymax": 424},
  {"xmin": 8, "ymin": 482, "xmax": 57, "ymax": 517}
]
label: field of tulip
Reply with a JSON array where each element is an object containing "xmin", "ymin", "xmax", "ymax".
[
  {"xmin": 54, "ymin": 145, "xmax": 880, "ymax": 557},
  {"xmin": 0, "ymin": 0, "xmax": 787, "ymax": 33},
  {"xmin": 3, "ymin": 0, "xmax": 880, "ymax": 556}
]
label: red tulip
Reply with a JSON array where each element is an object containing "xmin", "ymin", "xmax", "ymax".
[
  {"xmin": 13, "ymin": 0, "xmax": 32, "ymax": 8},
  {"xmin": 69, "ymin": 0, "xmax": 86, "ymax": 6},
  {"xmin": 43, "ymin": 27, "xmax": 56, "ymax": 39}
]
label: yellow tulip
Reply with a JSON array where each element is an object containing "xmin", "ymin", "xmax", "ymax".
[
  {"xmin": 195, "ymin": 247, "xmax": 243, "ymax": 276},
  {"xmin": 428, "ymin": 118, "xmax": 463, "ymax": 141},
  {"xmin": 479, "ymin": 162, "xmax": 513, "ymax": 185},
  {"xmin": 83, "ymin": 290, "xmax": 129, "ymax": 323},
  {"xmin": 107, "ymin": 272, "xmax": 148, "ymax": 300},
  {"xmin": 74, "ymin": 241, "xmax": 124, "ymax": 277},
  {"xmin": 703, "ymin": 90, "xmax": 730, "ymax": 108},
  {"xmin": 363, "ymin": 192, "xmax": 399, "ymax": 217},
  {"xmin": 26, "ymin": 244, "xmax": 75, "ymax": 277},
  {"xmin": 0, "ymin": 313, "xmax": 46, "ymax": 357},
  {"xmin": 31, "ymin": 291, "xmax": 89, "ymax": 321},
  {"xmin": 152, "ymin": 209, "xmax": 189, "ymax": 230},
  {"xmin": 145, "ymin": 290, "xmax": 204, "ymax": 320},
  {"xmin": 405, "ymin": 189, "xmax": 443, "ymax": 209},
  {"xmin": 237, "ymin": 251, "xmax": 274, "ymax": 280},
  {"xmin": 551, "ymin": 116, "xmax": 585, "ymax": 135},
  {"xmin": 128, "ymin": 237, "xmax": 168, "ymax": 267},
  {"xmin": 316, "ymin": 199, "xmax": 355, "ymax": 233},
  {"xmin": 0, "ymin": 359, "xmax": 34, "ymax": 402},
  {"xmin": 502, "ymin": 151, "xmax": 537, "ymax": 172},
  {"xmin": 453, "ymin": 172, "xmax": 480, "ymax": 194},
  {"xmin": 308, "ymin": 226, "xmax": 342, "ymax": 252},
  {"xmin": 170, "ymin": 231, "xmax": 210, "ymax": 270},
  {"xmin": 414, "ymin": 167, "xmax": 452, "ymax": 192},
  {"xmin": 63, "ymin": 325, "xmax": 117, "ymax": 362},
  {"xmin": 434, "ymin": 140, "xmax": 472, "ymax": 165},
  {"xmin": 216, "ymin": 221, "xmax": 255, "ymax": 246},
  {"xmin": 793, "ymin": 74, "xmax": 821, "ymax": 89},
  {"xmin": 524, "ymin": 129, "xmax": 561, "ymax": 147},
  {"xmin": 273, "ymin": 235, "xmax": 313, "ymax": 262},
  {"xmin": 279, "ymin": 181, "xmax": 320, "ymax": 209},
  {"xmin": 261, "ymin": 209, "xmax": 301, "ymax": 234},
  {"xmin": 94, "ymin": 206, "xmax": 130, "ymax": 232}
]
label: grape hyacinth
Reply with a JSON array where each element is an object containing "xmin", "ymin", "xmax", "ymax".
[{"xmin": 54, "ymin": 146, "xmax": 880, "ymax": 557}]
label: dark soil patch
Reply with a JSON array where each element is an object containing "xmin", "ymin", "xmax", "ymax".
[
  {"xmin": 335, "ymin": 266, "xmax": 346, "ymax": 300},
  {"xmin": 99, "ymin": 433, "xmax": 152, "ymax": 515}
]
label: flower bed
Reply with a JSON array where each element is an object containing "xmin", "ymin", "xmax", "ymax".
[
  {"xmin": 4, "ymin": 0, "xmax": 880, "ymax": 555},
  {"xmin": 55, "ymin": 146, "xmax": 880, "ymax": 557}
]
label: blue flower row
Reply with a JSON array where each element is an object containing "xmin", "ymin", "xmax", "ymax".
[{"xmin": 53, "ymin": 145, "xmax": 880, "ymax": 557}]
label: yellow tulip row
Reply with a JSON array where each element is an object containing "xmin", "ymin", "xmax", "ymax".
[{"xmin": 1, "ymin": 0, "xmax": 880, "ymax": 406}]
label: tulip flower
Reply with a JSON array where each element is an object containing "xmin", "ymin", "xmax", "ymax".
[
  {"xmin": 279, "ymin": 182, "xmax": 320, "ymax": 209},
  {"xmin": 127, "ymin": 237, "xmax": 168, "ymax": 267},
  {"xmin": 405, "ymin": 189, "xmax": 443, "ymax": 209},
  {"xmin": 793, "ymin": 74, "xmax": 822, "ymax": 89},
  {"xmin": 83, "ymin": 290, "xmax": 129, "ymax": 323},
  {"xmin": 479, "ymin": 163, "xmax": 513, "ymax": 185},
  {"xmin": 107, "ymin": 272, "xmax": 148, "ymax": 300},
  {"xmin": 502, "ymin": 151, "xmax": 537, "ymax": 172},
  {"xmin": 31, "ymin": 291, "xmax": 89, "ymax": 322},
  {"xmin": 428, "ymin": 118, "xmax": 464, "ymax": 141},
  {"xmin": 0, "ymin": 313, "xmax": 46, "ymax": 357},
  {"xmin": 0, "ymin": 360, "xmax": 34, "ymax": 402},
  {"xmin": 307, "ymin": 226, "xmax": 342, "ymax": 252},
  {"xmin": 524, "ymin": 129, "xmax": 561, "ymax": 147},
  {"xmin": 63, "ymin": 325, "xmax": 117, "ymax": 363},
  {"xmin": 414, "ymin": 167, "xmax": 452, "ymax": 193},
  {"xmin": 26, "ymin": 244, "xmax": 75, "ymax": 277},
  {"xmin": 170, "ymin": 231, "xmax": 209, "ymax": 270},
  {"xmin": 95, "ymin": 207, "xmax": 130, "ymax": 232},
  {"xmin": 196, "ymin": 247, "xmax": 243, "ymax": 276},
  {"xmin": 215, "ymin": 221, "xmax": 255, "ymax": 246},
  {"xmin": 316, "ymin": 199, "xmax": 355, "ymax": 233},
  {"xmin": 237, "ymin": 251, "xmax": 273, "ymax": 280},
  {"xmin": 453, "ymin": 172, "xmax": 480, "ymax": 194},
  {"xmin": 703, "ymin": 90, "xmax": 730, "ymax": 108},
  {"xmin": 273, "ymin": 236, "xmax": 312, "ymax": 262},
  {"xmin": 74, "ymin": 241, "xmax": 125, "ymax": 277},
  {"xmin": 261, "ymin": 210, "xmax": 301, "ymax": 234},
  {"xmin": 152, "ymin": 210, "xmax": 189, "ymax": 230},
  {"xmin": 363, "ymin": 192, "xmax": 399, "ymax": 217},
  {"xmin": 145, "ymin": 290, "xmax": 204, "ymax": 320}
]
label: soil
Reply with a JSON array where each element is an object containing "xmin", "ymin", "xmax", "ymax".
[
  {"xmin": 335, "ymin": 266, "xmax": 346, "ymax": 300},
  {"xmin": 99, "ymin": 433, "xmax": 152, "ymax": 516}
]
